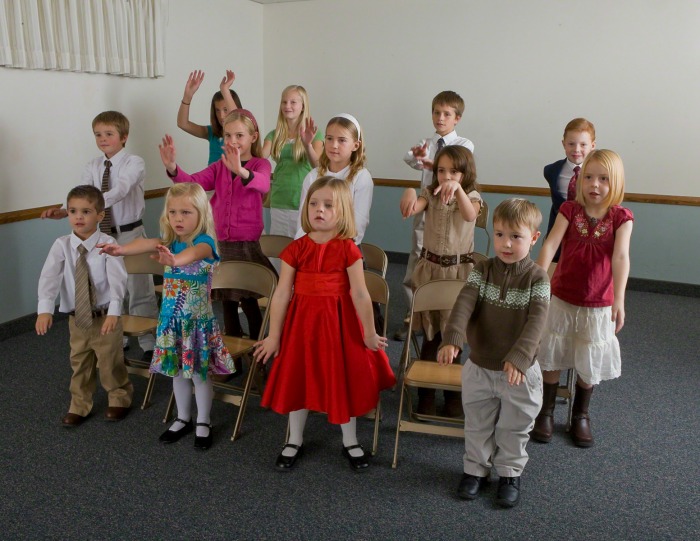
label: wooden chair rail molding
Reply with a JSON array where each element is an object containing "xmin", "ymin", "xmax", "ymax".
[{"xmin": 2, "ymin": 182, "xmax": 698, "ymax": 226}]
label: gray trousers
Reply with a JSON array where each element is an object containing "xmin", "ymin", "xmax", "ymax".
[{"xmin": 462, "ymin": 359, "xmax": 542, "ymax": 478}]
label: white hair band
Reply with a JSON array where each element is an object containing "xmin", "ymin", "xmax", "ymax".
[{"xmin": 334, "ymin": 113, "xmax": 362, "ymax": 140}]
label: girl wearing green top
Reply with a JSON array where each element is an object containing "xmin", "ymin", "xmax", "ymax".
[{"xmin": 262, "ymin": 86, "xmax": 324, "ymax": 238}]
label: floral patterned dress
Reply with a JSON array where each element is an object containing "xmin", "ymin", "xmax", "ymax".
[{"xmin": 150, "ymin": 234, "xmax": 235, "ymax": 380}]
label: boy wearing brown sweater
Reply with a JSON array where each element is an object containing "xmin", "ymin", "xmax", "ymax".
[{"xmin": 438, "ymin": 198, "xmax": 550, "ymax": 508}]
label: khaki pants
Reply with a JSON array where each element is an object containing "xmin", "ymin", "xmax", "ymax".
[
  {"xmin": 462, "ymin": 359, "xmax": 542, "ymax": 478},
  {"xmin": 68, "ymin": 316, "xmax": 133, "ymax": 416}
]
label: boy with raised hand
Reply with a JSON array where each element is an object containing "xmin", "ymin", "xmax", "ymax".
[
  {"xmin": 438, "ymin": 199, "xmax": 550, "ymax": 508},
  {"xmin": 37, "ymin": 185, "xmax": 133, "ymax": 427},
  {"xmin": 396, "ymin": 90, "xmax": 475, "ymax": 340}
]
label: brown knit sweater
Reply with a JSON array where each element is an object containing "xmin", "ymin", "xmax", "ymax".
[{"xmin": 440, "ymin": 256, "xmax": 550, "ymax": 375}]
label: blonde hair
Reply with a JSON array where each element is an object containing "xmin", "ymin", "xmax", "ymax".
[
  {"xmin": 160, "ymin": 183, "xmax": 217, "ymax": 249},
  {"xmin": 317, "ymin": 116, "xmax": 366, "ymax": 183},
  {"xmin": 223, "ymin": 110, "xmax": 262, "ymax": 157},
  {"xmin": 576, "ymin": 149, "xmax": 625, "ymax": 208},
  {"xmin": 493, "ymin": 198, "xmax": 542, "ymax": 234},
  {"xmin": 270, "ymin": 86, "xmax": 312, "ymax": 162},
  {"xmin": 300, "ymin": 176, "xmax": 357, "ymax": 240}
]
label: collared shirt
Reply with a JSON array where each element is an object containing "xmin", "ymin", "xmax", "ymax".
[
  {"xmin": 37, "ymin": 230, "xmax": 127, "ymax": 316},
  {"xmin": 555, "ymin": 159, "xmax": 579, "ymax": 200},
  {"xmin": 404, "ymin": 130, "xmax": 475, "ymax": 189},
  {"xmin": 295, "ymin": 165, "xmax": 374, "ymax": 244},
  {"xmin": 80, "ymin": 147, "xmax": 146, "ymax": 226}
]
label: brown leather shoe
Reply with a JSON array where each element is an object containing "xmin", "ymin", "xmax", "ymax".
[
  {"xmin": 571, "ymin": 384, "xmax": 594, "ymax": 447},
  {"xmin": 105, "ymin": 406, "xmax": 130, "ymax": 421},
  {"xmin": 416, "ymin": 389, "xmax": 436, "ymax": 416},
  {"xmin": 442, "ymin": 392, "xmax": 464, "ymax": 419},
  {"xmin": 531, "ymin": 382, "xmax": 559, "ymax": 443},
  {"xmin": 62, "ymin": 412, "xmax": 86, "ymax": 427}
]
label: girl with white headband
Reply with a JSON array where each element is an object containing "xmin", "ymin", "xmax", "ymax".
[{"xmin": 295, "ymin": 114, "xmax": 373, "ymax": 245}]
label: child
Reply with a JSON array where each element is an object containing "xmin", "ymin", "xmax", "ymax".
[
  {"xmin": 438, "ymin": 198, "xmax": 550, "ymax": 508},
  {"xmin": 402, "ymin": 146, "xmax": 481, "ymax": 417},
  {"xmin": 396, "ymin": 90, "xmax": 475, "ymax": 340},
  {"xmin": 177, "ymin": 69, "xmax": 243, "ymax": 165},
  {"xmin": 534, "ymin": 149, "xmax": 633, "ymax": 448},
  {"xmin": 263, "ymin": 85, "xmax": 324, "ymax": 238},
  {"xmin": 543, "ymin": 118, "xmax": 596, "ymax": 263},
  {"xmin": 99, "ymin": 183, "xmax": 236, "ymax": 450},
  {"xmin": 295, "ymin": 114, "xmax": 373, "ymax": 244},
  {"xmin": 36, "ymin": 185, "xmax": 133, "ymax": 426},
  {"xmin": 41, "ymin": 111, "xmax": 159, "ymax": 362},
  {"xmin": 160, "ymin": 109, "xmax": 275, "ymax": 342},
  {"xmin": 255, "ymin": 177, "xmax": 395, "ymax": 472}
]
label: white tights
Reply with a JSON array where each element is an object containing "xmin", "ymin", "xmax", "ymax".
[
  {"xmin": 170, "ymin": 374, "xmax": 213, "ymax": 437},
  {"xmin": 282, "ymin": 409, "xmax": 362, "ymax": 457}
]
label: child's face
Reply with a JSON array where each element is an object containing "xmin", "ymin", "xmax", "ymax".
[
  {"xmin": 167, "ymin": 195, "xmax": 200, "ymax": 240},
  {"xmin": 67, "ymin": 197, "xmax": 104, "ymax": 240},
  {"xmin": 436, "ymin": 155, "xmax": 464, "ymax": 186},
  {"xmin": 307, "ymin": 186, "xmax": 339, "ymax": 233},
  {"xmin": 580, "ymin": 160, "xmax": 610, "ymax": 207},
  {"xmin": 93, "ymin": 123, "xmax": 126, "ymax": 159},
  {"xmin": 493, "ymin": 220, "xmax": 540, "ymax": 265},
  {"xmin": 214, "ymin": 99, "xmax": 233, "ymax": 127},
  {"xmin": 324, "ymin": 124, "xmax": 359, "ymax": 171},
  {"xmin": 562, "ymin": 130, "xmax": 595, "ymax": 165},
  {"xmin": 280, "ymin": 90, "xmax": 303, "ymax": 121},
  {"xmin": 432, "ymin": 105, "xmax": 461, "ymax": 136},
  {"xmin": 224, "ymin": 120, "xmax": 258, "ymax": 159}
]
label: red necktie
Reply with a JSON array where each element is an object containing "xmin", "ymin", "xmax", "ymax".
[{"xmin": 567, "ymin": 165, "xmax": 580, "ymax": 201}]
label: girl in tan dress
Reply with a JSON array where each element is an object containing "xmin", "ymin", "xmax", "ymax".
[{"xmin": 403, "ymin": 145, "xmax": 481, "ymax": 416}]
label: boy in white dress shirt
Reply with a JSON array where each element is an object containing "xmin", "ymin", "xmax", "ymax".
[
  {"xmin": 42, "ymin": 111, "xmax": 158, "ymax": 360},
  {"xmin": 37, "ymin": 186, "xmax": 133, "ymax": 427},
  {"xmin": 396, "ymin": 91, "xmax": 475, "ymax": 341}
]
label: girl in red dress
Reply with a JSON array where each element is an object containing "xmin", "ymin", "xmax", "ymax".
[
  {"xmin": 255, "ymin": 176, "xmax": 395, "ymax": 472},
  {"xmin": 535, "ymin": 149, "xmax": 634, "ymax": 447}
]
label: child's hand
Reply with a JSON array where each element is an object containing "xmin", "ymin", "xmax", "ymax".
[
  {"xmin": 222, "ymin": 143, "xmax": 243, "ymax": 175},
  {"xmin": 503, "ymin": 361, "xmax": 523, "ymax": 386},
  {"xmin": 36, "ymin": 313, "xmax": 53, "ymax": 335},
  {"xmin": 253, "ymin": 337, "xmax": 280, "ymax": 364},
  {"xmin": 159, "ymin": 134, "xmax": 177, "ymax": 174},
  {"xmin": 101, "ymin": 315, "xmax": 119, "ymax": 335},
  {"xmin": 410, "ymin": 141, "xmax": 428, "ymax": 160},
  {"xmin": 399, "ymin": 189, "xmax": 418, "ymax": 218},
  {"xmin": 364, "ymin": 333, "xmax": 388, "ymax": 351},
  {"xmin": 184, "ymin": 70, "xmax": 204, "ymax": 100},
  {"xmin": 434, "ymin": 180, "xmax": 462, "ymax": 205},
  {"xmin": 300, "ymin": 117, "xmax": 318, "ymax": 146},
  {"xmin": 152, "ymin": 244, "xmax": 176, "ymax": 266},
  {"xmin": 220, "ymin": 69, "xmax": 235, "ymax": 92},
  {"xmin": 420, "ymin": 158, "xmax": 434, "ymax": 171},
  {"xmin": 437, "ymin": 345, "xmax": 459, "ymax": 365},
  {"xmin": 612, "ymin": 299, "xmax": 625, "ymax": 333},
  {"xmin": 41, "ymin": 207, "xmax": 67, "ymax": 220},
  {"xmin": 97, "ymin": 243, "xmax": 123, "ymax": 256}
]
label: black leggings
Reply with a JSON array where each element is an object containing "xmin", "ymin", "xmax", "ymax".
[{"xmin": 222, "ymin": 298, "xmax": 263, "ymax": 339}]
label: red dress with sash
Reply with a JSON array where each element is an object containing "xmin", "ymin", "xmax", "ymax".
[{"xmin": 261, "ymin": 236, "xmax": 396, "ymax": 424}]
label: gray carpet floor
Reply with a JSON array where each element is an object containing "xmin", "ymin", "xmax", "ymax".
[{"xmin": 1, "ymin": 261, "xmax": 698, "ymax": 540}]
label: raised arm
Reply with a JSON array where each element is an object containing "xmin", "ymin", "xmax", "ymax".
[
  {"xmin": 433, "ymin": 182, "xmax": 479, "ymax": 222},
  {"xmin": 536, "ymin": 213, "xmax": 569, "ymax": 270},
  {"xmin": 402, "ymin": 194, "xmax": 428, "ymax": 218},
  {"xmin": 219, "ymin": 69, "xmax": 239, "ymax": 114},
  {"xmin": 611, "ymin": 220, "xmax": 633, "ymax": 333},
  {"xmin": 177, "ymin": 70, "xmax": 208, "ymax": 139},
  {"xmin": 299, "ymin": 118, "xmax": 323, "ymax": 168},
  {"xmin": 253, "ymin": 261, "xmax": 296, "ymax": 363},
  {"xmin": 348, "ymin": 259, "xmax": 387, "ymax": 351}
]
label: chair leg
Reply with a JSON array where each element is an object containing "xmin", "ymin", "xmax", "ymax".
[
  {"xmin": 231, "ymin": 355, "xmax": 258, "ymax": 441},
  {"xmin": 141, "ymin": 373, "xmax": 157, "ymax": 410},
  {"xmin": 372, "ymin": 401, "xmax": 381, "ymax": 456},
  {"xmin": 566, "ymin": 369, "xmax": 577, "ymax": 431},
  {"xmin": 162, "ymin": 391, "xmax": 175, "ymax": 423},
  {"xmin": 392, "ymin": 385, "xmax": 409, "ymax": 468}
]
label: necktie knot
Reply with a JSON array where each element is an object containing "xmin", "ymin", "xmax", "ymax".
[
  {"xmin": 104, "ymin": 160, "xmax": 112, "ymax": 169},
  {"xmin": 573, "ymin": 165, "xmax": 581, "ymax": 174},
  {"xmin": 436, "ymin": 138, "xmax": 445, "ymax": 152},
  {"xmin": 78, "ymin": 244, "xmax": 87, "ymax": 256}
]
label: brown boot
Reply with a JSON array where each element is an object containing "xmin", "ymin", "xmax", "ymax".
[
  {"xmin": 417, "ymin": 388, "xmax": 436, "ymax": 416},
  {"xmin": 571, "ymin": 384, "xmax": 594, "ymax": 447},
  {"xmin": 531, "ymin": 382, "xmax": 559, "ymax": 443},
  {"xmin": 442, "ymin": 391, "xmax": 464, "ymax": 419}
]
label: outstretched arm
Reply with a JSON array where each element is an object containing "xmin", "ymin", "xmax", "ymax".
[
  {"xmin": 152, "ymin": 242, "xmax": 213, "ymax": 268},
  {"xmin": 433, "ymin": 182, "xmax": 479, "ymax": 222},
  {"xmin": 177, "ymin": 70, "xmax": 208, "ymax": 139},
  {"xmin": 611, "ymin": 220, "xmax": 633, "ymax": 333},
  {"xmin": 98, "ymin": 237, "xmax": 161, "ymax": 256},
  {"xmin": 536, "ymin": 214, "xmax": 569, "ymax": 270},
  {"xmin": 402, "ymin": 195, "xmax": 428, "ymax": 218},
  {"xmin": 348, "ymin": 259, "xmax": 388, "ymax": 351},
  {"xmin": 254, "ymin": 261, "xmax": 296, "ymax": 364}
]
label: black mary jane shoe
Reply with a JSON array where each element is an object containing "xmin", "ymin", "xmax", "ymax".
[
  {"xmin": 194, "ymin": 423, "xmax": 213, "ymax": 450},
  {"xmin": 342, "ymin": 444, "xmax": 370, "ymax": 472},
  {"xmin": 275, "ymin": 443, "xmax": 304, "ymax": 472},
  {"xmin": 159, "ymin": 418, "xmax": 193, "ymax": 444}
]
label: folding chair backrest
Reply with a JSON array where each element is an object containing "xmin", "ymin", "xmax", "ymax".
[
  {"xmin": 360, "ymin": 242, "xmax": 388, "ymax": 278},
  {"xmin": 363, "ymin": 270, "xmax": 389, "ymax": 336},
  {"xmin": 123, "ymin": 253, "xmax": 164, "ymax": 276},
  {"xmin": 259, "ymin": 235, "xmax": 293, "ymax": 259},
  {"xmin": 475, "ymin": 199, "xmax": 491, "ymax": 256},
  {"xmin": 410, "ymin": 278, "xmax": 466, "ymax": 315}
]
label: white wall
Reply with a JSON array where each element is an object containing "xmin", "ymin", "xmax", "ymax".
[
  {"xmin": 0, "ymin": 0, "xmax": 265, "ymax": 213},
  {"xmin": 263, "ymin": 0, "xmax": 700, "ymax": 197}
]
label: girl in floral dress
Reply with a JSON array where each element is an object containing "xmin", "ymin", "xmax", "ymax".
[{"xmin": 99, "ymin": 183, "xmax": 235, "ymax": 450}]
